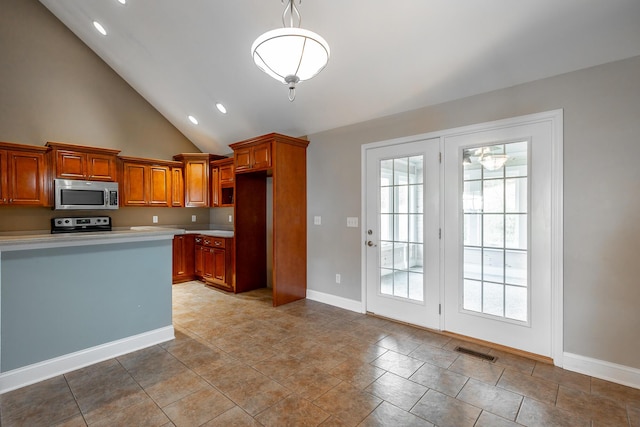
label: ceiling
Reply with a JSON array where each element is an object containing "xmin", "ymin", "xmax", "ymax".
[{"xmin": 39, "ymin": 0, "xmax": 640, "ymax": 154}]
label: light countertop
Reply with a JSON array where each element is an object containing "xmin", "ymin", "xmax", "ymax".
[{"xmin": 0, "ymin": 226, "xmax": 234, "ymax": 252}]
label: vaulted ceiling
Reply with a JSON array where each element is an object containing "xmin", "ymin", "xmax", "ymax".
[{"xmin": 40, "ymin": 0, "xmax": 640, "ymax": 153}]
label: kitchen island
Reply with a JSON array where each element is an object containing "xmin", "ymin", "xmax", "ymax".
[{"xmin": 0, "ymin": 227, "xmax": 182, "ymax": 393}]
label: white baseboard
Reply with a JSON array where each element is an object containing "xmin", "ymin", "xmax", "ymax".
[
  {"xmin": 307, "ymin": 289, "xmax": 364, "ymax": 313},
  {"xmin": 564, "ymin": 352, "xmax": 640, "ymax": 390},
  {"xmin": 0, "ymin": 326, "xmax": 174, "ymax": 394}
]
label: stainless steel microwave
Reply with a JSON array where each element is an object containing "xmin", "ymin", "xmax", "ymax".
[{"xmin": 54, "ymin": 179, "xmax": 119, "ymax": 210}]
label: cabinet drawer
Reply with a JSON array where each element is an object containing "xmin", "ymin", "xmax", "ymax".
[{"xmin": 202, "ymin": 237, "xmax": 225, "ymax": 248}]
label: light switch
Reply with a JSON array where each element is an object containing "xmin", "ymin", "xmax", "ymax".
[
  {"xmin": 314, "ymin": 216, "xmax": 321, "ymax": 225},
  {"xmin": 191, "ymin": 215, "xmax": 197, "ymax": 222},
  {"xmin": 347, "ymin": 217, "xmax": 358, "ymax": 227},
  {"xmin": 152, "ymin": 216, "xmax": 158, "ymax": 223}
]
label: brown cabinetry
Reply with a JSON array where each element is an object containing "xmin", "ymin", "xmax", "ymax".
[
  {"xmin": 173, "ymin": 153, "xmax": 225, "ymax": 207},
  {"xmin": 230, "ymin": 133, "xmax": 309, "ymax": 306},
  {"xmin": 172, "ymin": 234, "xmax": 195, "ymax": 283},
  {"xmin": 0, "ymin": 142, "xmax": 49, "ymax": 206},
  {"xmin": 210, "ymin": 157, "xmax": 234, "ymax": 207},
  {"xmin": 120, "ymin": 156, "xmax": 182, "ymax": 207},
  {"xmin": 46, "ymin": 142, "xmax": 119, "ymax": 182},
  {"xmin": 193, "ymin": 234, "xmax": 234, "ymax": 291},
  {"xmin": 234, "ymin": 141, "xmax": 271, "ymax": 172},
  {"xmin": 171, "ymin": 167, "xmax": 184, "ymax": 207}
]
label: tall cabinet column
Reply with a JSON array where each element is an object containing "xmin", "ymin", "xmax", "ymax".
[{"xmin": 230, "ymin": 133, "xmax": 309, "ymax": 306}]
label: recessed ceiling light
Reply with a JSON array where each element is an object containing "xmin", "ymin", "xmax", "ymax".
[
  {"xmin": 188, "ymin": 115, "xmax": 199, "ymax": 125},
  {"xmin": 93, "ymin": 21, "xmax": 107, "ymax": 36},
  {"xmin": 117, "ymin": 0, "xmax": 126, "ymax": 4},
  {"xmin": 215, "ymin": 103, "xmax": 227, "ymax": 114}
]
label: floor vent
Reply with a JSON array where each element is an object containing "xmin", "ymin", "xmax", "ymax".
[{"xmin": 454, "ymin": 346, "xmax": 497, "ymax": 362}]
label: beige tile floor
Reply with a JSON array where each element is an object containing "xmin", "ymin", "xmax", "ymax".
[{"xmin": 2, "ymin": 281, "xmax": 639, "ymax": 426}]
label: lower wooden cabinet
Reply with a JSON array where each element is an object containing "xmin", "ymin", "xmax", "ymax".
[
  {"xmin": 172, "ymin": 234, "xmax": 195, "ymax": 283},
  {"xmin": 179, "ymin": 234, "xmax": 234, "ymax": 291}
]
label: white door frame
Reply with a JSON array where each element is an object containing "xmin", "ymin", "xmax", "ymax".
[{"xmin": 361, "ymin": 109, "xmax": 564, "ymax": 366}]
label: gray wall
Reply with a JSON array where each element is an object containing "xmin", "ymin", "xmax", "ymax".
[
  {"xmin": 307, "ymin": 55, "xmax": 640, "ymax": 370},
  {"xmin": 1, "ymin": 240, "xmax": 172, "ymax": 371}
]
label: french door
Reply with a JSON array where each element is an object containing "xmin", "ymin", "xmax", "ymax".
[
  {"xmin": 443, "ymin": 118, "xmax": 557, "ymax": 357},
  {"xmin": 364, "ymin": 138, "xmax": 441, "ymax": 329},
  {"xmin": 363, "ymin": 111, "xmax": 562, "ymax": 359}
]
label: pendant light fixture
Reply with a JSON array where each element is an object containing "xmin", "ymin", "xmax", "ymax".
[{"xmin": 251, "ymin": 0, "xmax": 330, "ymax": 101}]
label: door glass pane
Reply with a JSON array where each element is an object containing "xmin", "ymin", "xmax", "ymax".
[
  {"xmin": 379, "ymin": 155, "xmax": 425, "ymax": 302},
  {"xmin": 409, "ymin": 156, "xmax": 424, "ymax": 184},
  {"xmin": 463, "ymin": 280, "xmax": 482, "ymax": 312},
  {"xmin": 463, "ymin": 247, "xmax": 482, "ymax": 280},
  {"xmin": 381, "ymin": 187, "xmax": 392, "ymax": 213},
  {"xmin": 505, "ymin": 214, "xmax": 527, "ymax": 249},
  {"xmin": 461, "ymin": 141, "xmax": 529, "ymax": 322},
  {"xmin": 463, "ymin": 214, "xmax": 482, "ymax": 246},
  {"xmin": 409, "ymin": 214, "xmax": 423, "ymax": 243},
  {"xmin": 463, "ymin": 181, "xmax": 482, "ymax": 212},
  {"xmin": 483, "ymin": 214, "xmax": 504, "ymax": 248},
  {"xmin": 483, "ymin": 179, "xmax": 504, "ymax": 213},
  {"xmin": 394, "ymin": 158, "xmax": 408, "ymax": 185},
  {"xmin": 381, "ymin": 159, "xmax": 394, "ymax": 186},
  {"xmin": 395, "ymin": 186, "xmax": 408, "ymax": 213}
]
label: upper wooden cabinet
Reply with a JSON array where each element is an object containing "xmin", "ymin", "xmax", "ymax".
[
  {"xmin": 46, "ymin": 142, "xmax": 120, "ymax": 182},
  {"xmin": 171, "ymin": 167, "xmax": 184, "ymax": 207},
  {"xmin": 211, "ymin": 157, "xmax": 234, "ymax": 207},
  {"xmin": 120, "ymin": 156, "xmax": 182, "ymax": 207},
  {"xmin": 173, "ymin": 153, "xmax": 224, "ymax": 207},
  {"xmin": 233, "ymin": 140, "xmax": 272, "ymax": 172},
  {"xmin": 0, "ymin": 142, "xmax": 49, "ymax": 206}
]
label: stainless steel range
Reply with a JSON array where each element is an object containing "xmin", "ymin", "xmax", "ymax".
[{"xmin": 51, "ymin": 216, "xmax": 112, "ymax": 233}]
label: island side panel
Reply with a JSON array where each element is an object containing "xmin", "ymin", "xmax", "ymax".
[{"xmin": 1, "ymin": 240, "xmax": 172, "ymax": 372}]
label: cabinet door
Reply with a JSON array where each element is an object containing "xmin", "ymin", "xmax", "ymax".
[
  {"xmin": 212, "ymin": 248, "xmax": 226, "ymax": 283},
  {"xmin": 252, "ymin": 142, "xmax": 272, "ymax": 170},
  {"xmin": 171, "ymin": 167, "xmax": 184, "ymax": 207},
  {"xmin": 0, "ymin": 150, "xmax": 7, "ymax": 204},
  {"xmin": 234, "ymin": 147, "xmax": 252, "ymax": 172},
  {"xmin": 210, "ymin": 166, "xmax": 219, "ymax": 207},
  {"xmin": 203, "ymin": 248, "xmax": 215, "ymax": 280},
  {"xmin": 122, "ymin": 163, "xmax": 148, "ymax": 206},
  {"xmin": 172, "ymin": 235, "xmax": 186, "ymax": 281},
  {"xmin": 56, "ymin": 151, "xmax": 86, "ymax": 180},
  {"xmin": 149, "ymin": 165, "xmax": 171, "ymax": 207},
  {"xmin": 184, "ymin": 160, "xmax": 209, "ymax": 207},
  {"xmin": 7, "ymin": 151, "xmax": 46, "ymax": 205},
  {"xmin": 87, "ymin": 153, "xmax": 117, "ymax": 181},
  {"xmin": 219, "ymin": 163, "xmax": 234, "ymax": 183},
  {"xmin": 194, "ymin": 244, "xmax": 204, "ymax": 277},
  {"xmin": 172, "ymin": 234, "xmax": 195, "ymax": 283}
]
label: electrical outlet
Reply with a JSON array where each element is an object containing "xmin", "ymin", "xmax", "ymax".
[
  {"xmin": 152, "ymin": 216, "xmax": 158, "ymax": 223},
  {"xmin": 314, "ymin": 216, "xmax": 321, "ymax": 225},
  {"xmin": 335, "ymin": 273, "xmax": 341, "ymax": 284},
  {"xmin": 347, "ymin": 217, "xmax": 359, "ymax": 227},
  {"xmin": 228, "ymin": 214, "xmax": 233, "ymax": 223},
  {"xmin": 191, "ymin": 215, "xmax": 197, "ymax": 222}
]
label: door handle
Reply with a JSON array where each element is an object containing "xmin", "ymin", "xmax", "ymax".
[{"xmin": 366, "ymin": 240, "xmax": 377, "ymax": 247}]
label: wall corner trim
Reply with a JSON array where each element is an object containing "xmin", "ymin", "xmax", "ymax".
[
  {"xmin": 563, "ymin": 352, "xmax": 640, "ymax": 390},
  {"xmin": 306, "ymin": 289, "xmax": 365, "ymax": 313},
  {"xmin": 0, "ymin": 326, "xmax": 174, "ymax": 394}
]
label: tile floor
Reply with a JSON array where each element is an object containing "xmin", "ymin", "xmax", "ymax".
[{"xmin": 1, "ymin": 281, "xmax": 639, "ymax": 426}]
